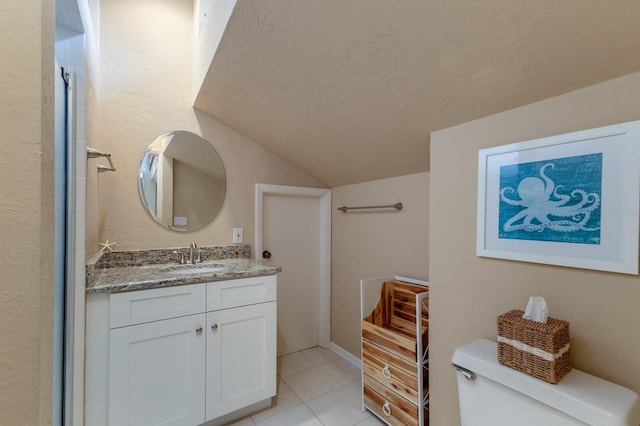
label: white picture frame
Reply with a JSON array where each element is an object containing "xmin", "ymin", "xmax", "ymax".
[{"xmin": 477, "ymin": 120, "xmax": 640, "ymax": 274}]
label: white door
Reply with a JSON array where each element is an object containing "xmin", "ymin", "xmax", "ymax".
[
  {"xmin": 109, "ymin": 314, "xmax": 206, "ymax": 426},
  {"xmin": 264, "ymin": 194, "xmax": 321, "ymax": 355},
  {"xmin": 256, "ymin": 184, "xmax": 331, "ymax": 356},
  {"xmin": 205, "ymin": 302, "xmax": 277, "ymax": 421}
]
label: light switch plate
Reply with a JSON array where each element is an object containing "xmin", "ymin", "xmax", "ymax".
[
  {"xmin": 173, "ymin": 216, "xmax": 187, "ymax": 226},
  {"xmin": 233, "ymin": 227, "xmax": 243, "ymax": 243}
]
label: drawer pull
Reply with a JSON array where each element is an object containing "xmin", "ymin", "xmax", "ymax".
[
  {"xmin": 195, "ymin": 327, "xmax": 203, "ymax": 335},
  {"xmin": 382, "ymin": 401, "xmax": 391, "ymax": 417},
  {"xmin": 211, "ymin": 323, "xmax": 218, "ymax": 331},
  {"xmin": 382, "ymin": 364, "xmax": 391, "ymax": 379}
]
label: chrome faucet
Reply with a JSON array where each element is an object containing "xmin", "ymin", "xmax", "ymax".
[{"xmin": 189, "ymin": 242, "xmax": 201, "ymax": 264}]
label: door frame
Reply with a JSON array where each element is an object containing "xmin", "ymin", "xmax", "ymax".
[{"xmin": 255, "ymin": 184, "xmax": 331, "ymax": 348}]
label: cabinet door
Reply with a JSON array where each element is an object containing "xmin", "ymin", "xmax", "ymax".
[
  {"xmin": 109, "ymin": 314, "xmax": 206, "ymax": 426},
  {"xmin": 206, "ymin": 301, "xmax": 277, "ymax": 421}
]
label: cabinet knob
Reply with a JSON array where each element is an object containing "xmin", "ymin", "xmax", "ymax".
[
  {"xmin": 382, "ymin": 401, "xmax": 391, "ymax": 417},
  {"xmin": 211, "ymin": 323, "xmax": 218, "ymax": 331},
  {"xmin": 195, "ymin": 327, "xmax": 203, "ymax": 335},
  {"xmin": 382, "ymin": 364, "xmax": 391, "ymax": 379}
]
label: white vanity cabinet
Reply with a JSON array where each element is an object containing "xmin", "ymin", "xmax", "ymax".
[
  {"xmin": 109, "ymin": 312, "xmax": 207, "ymax": 425},
  {"xmin": 204, "ymin": 277, "xmax": 277, "ymax": 421},
  {"xmin": 206, "ymin": 302, "xmax": 276, "ymax": 420},
  {"xmin": 86, "ymin": 275, "xmax": 277, "ymax": 426},
  {"xmin": 108, "ymin": 283, "xmax": 207, "ymax": 426}
]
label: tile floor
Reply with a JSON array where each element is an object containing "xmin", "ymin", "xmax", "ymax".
[{"xmin": 225, "ymin": 347, "xmax": 385, "ymax": 426}]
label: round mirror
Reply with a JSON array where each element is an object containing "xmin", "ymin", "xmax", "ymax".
[{"xmin": 138, "ymin": 131, "xmax": 226, "ymax": 232}]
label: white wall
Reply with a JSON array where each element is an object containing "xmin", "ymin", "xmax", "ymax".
[
  {"xmin": 331, "ymin": 172, "xmax": 429, "ymax": 356},
  {"xmin": 193, "ymin": 0, "xmax": 237, "ymax": 98}
]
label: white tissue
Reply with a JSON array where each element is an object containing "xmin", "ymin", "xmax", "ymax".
[{"xmin": 522, "ymin": 296, "xmax": 548, "ymax": 323}]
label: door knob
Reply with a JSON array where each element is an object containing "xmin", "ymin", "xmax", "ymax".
[{"xmin": 262, "ymin": 250, "xmax": 272, "ymax": 259}]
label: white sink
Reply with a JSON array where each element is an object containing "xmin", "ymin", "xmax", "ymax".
[{"xmin": 168, "ymin": 266, "xmax": 226, "ymax": 275}]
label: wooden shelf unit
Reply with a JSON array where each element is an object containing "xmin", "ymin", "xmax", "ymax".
[{"xmin": 360, "ymin": 276, "xmax": 429, "ymax": 426}]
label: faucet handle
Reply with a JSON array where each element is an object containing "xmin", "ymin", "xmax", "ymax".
[
  {"xmin": 196, "ymin": 248, "xmax": 202, "ymax": 263},
  {"xmin": 173, "ymin": 250, "xmax": 186, "ymax": 264}
]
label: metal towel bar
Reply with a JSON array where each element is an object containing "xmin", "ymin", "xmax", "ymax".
[{"xmin": 337, "ymin": 202, "xmax": 403, "ymax": 213}]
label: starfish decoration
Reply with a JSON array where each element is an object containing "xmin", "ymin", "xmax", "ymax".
[{"xmin": 99, "ymin": 240, "xmax": 117, "ymax": 253}]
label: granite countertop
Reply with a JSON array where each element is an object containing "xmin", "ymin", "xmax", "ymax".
[{"xmin": 86, "ymin": 245, "xmax": 281, "ymax": 294}]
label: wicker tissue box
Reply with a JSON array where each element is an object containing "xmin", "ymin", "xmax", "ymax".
[{"xmin": 497, "ymin": 309, "xmax": 571, "ymax": 384}]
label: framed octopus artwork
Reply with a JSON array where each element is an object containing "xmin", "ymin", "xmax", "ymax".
[{"xmin": 477, "ymin": 120, "xmax": 640, "ymax": 274}]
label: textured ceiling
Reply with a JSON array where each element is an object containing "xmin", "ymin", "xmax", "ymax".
[{"xmin": 194, "ymin": 0, "xmax": 640, "ymax": 187}]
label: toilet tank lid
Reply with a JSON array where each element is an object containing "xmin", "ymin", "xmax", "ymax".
[{"xmin": 452, "ymin": 339, "xmax": 640, "ymax": 426}]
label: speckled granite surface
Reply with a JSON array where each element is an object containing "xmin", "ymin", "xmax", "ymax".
[{"xmin": 86, "ymin": 245, "xmax": 281, "ymax": 294}]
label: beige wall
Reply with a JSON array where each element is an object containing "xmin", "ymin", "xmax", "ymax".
[
  {"xmin": 331, "ymin": 172, "xmax": 429, "ymax": 356},
  {"xmin": 429, "ymin": 72, "xmax": 640, "ymax": 424},
  {"xmin": 94, "ymin": 0, "xmax": 324, "ymax": 255},
  {"xmin": 0, "ymin": 0, "xmax": 55, "ymax": 424}
]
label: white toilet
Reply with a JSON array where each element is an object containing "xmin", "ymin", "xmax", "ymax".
[{"xmin": 452, "ymin": 339, "xmax": 640, "ymax": 425}]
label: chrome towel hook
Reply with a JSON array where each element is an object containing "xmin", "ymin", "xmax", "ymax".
[{"xmin": 86, "ymin": 147, "xmax": 116, "ymax": 172}]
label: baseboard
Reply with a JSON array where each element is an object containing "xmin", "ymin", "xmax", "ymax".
[{"xmin": 329, "ymin": 341, "xmax": 362, "ymax": 369}]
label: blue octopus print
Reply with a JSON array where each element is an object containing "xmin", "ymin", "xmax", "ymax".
[{"xmin": 498, "ymin": 153, "xmax": 602, "ymax": 244}]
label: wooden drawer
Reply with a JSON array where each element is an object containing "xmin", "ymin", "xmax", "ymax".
[
  {"xmin": 363, "ymin": 374, "xmax": 418, "ymax": 426},
  {"xmin": 362, "ymin": 339, "xmax": 420, "ymax": 403},
  {"xmin": 361, "ymin": 278, "xmax": 429, "ymax": 426},
  {"xmin": 362, "ymin": 280, "xmax": 428, "ymax": 363},
  {"xmin": 207, "ymin": 275, "xmax": 276, "ymax": 311},
  {"xmin": 110, "ymin": 284, "xmax": 206, "ymax": 328},
  {"xmin": 362, "ymin": 320, "xmax": 418, "ymax": 362}
]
